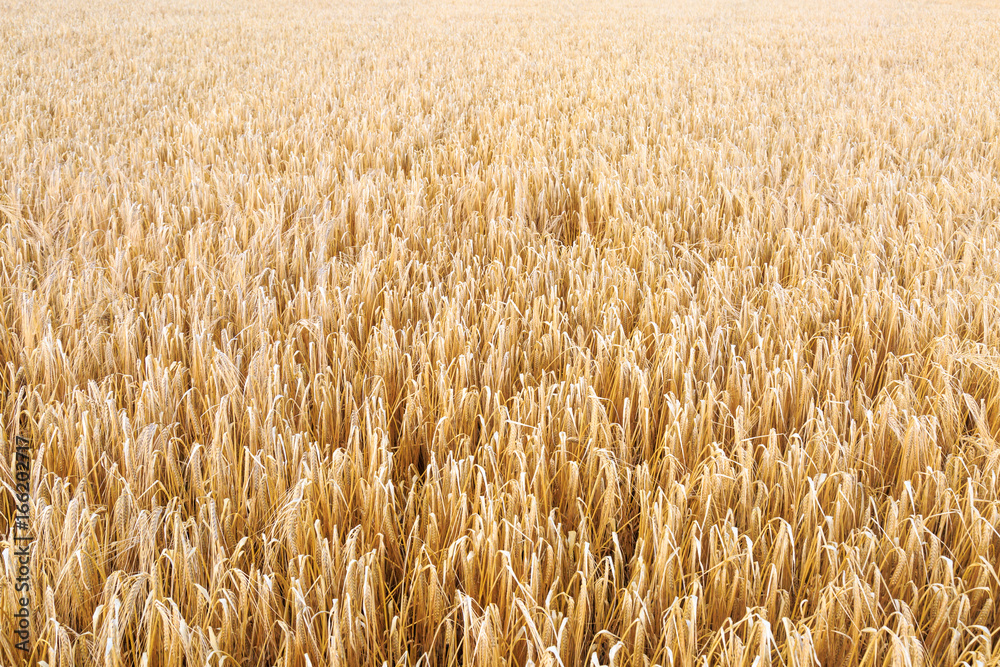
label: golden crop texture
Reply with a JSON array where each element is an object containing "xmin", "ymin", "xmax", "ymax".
[{"xmin": 2, "ymin": 0, "xmax": 1000, "ymax": 665}]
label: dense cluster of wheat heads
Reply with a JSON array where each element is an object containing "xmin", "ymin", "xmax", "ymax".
[{"xmin": 2, "ymin": 0, "xmax": 1000, "ymax": 665}]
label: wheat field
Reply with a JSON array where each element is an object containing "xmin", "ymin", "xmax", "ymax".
[{"xmin": 2, "ymin": 0, "xmax": 1000, "ymax": 665}]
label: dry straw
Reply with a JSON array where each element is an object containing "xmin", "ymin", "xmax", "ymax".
[{"xmin": 1, "ymin": 0, "xmax": 1000, "ymax": 664}]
